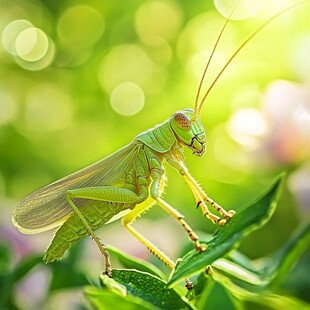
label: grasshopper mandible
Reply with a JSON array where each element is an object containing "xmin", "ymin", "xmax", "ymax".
[{"xmin": 12, "ymin": 0, "xmax": 305, "ymax": 284}]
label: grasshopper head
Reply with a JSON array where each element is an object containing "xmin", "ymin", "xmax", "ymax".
[{"xmin": 170, "ymin": 108, "xmax": 206, "ymax": 156}]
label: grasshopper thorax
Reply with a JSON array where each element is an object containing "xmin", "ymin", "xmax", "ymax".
[{"xmin": 170, "ymin": 108, "xmax": 206, "ymax": 157}]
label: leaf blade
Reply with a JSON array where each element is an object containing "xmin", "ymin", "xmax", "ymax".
[
  {"xmin": 168, "ymin": 174, "xmax": 284, "ymax": 286},
  {"xmin": 100, "ymin": 269, "xmax": 195, "ymax": 310},
  {"xmin": 107, "ymin": 245, "xmax": 165, "ymax": 279}
]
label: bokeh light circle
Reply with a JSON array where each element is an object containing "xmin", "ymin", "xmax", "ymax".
[
  {"xmin": 57, "ymin": 5, "xmax": 104, "ymax": 48},
  {"xmin": 99, "ymin": 44, "xmax": 164, "ymax": 95},
  {"xmin": 214, "ymin": 0, "xmax": 262, "ymax": 20},
  {"xmin": 1, "ymin": 19, "xmax": 33, "ymax": 55},
  {"xmin": 227, "ymin": 108, "xmax": 269, "ymax": 149},
  {"xmin": 15, "ymin": 27, "xmax": 49, "ymax": 62},
  {"xmin": 135, "ymin": 0, "xmax": 182, "ymax": 43},
  {"xmin": 110, "ymin": 82, "xmax": 145, "ymax": 116}
]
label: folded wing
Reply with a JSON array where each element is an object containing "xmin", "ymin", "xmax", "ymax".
[{"xmin": 13, "ymin": 142, "xmax": 141, "ymax": 233}]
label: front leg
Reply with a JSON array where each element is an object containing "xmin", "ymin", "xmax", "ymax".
[{"xmin": 164, "ymin": 153, "xmax": 235, "ymax": 225}]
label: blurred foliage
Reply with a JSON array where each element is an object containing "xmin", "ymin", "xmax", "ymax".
[
  {"xmin": 0, "ymin": 0, "xmax": 310, "ymax": 309},
  {"xmin": 3, "ymin": 177, "xmax": 310, "ymax": 309}
]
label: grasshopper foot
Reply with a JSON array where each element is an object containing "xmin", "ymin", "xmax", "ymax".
[
  {"xmin": 105, "ymin": 268, "xmax": 112, "ymax": 278},
  {"xmin": 205, "ymin": 265, "xmax": 213, "ymax": 276},
  {"xmin": 185, "ymin": 278, "xmax": 193, "ymax": 290},
  {"xmin": 195, "ymin": 241, "xmax": 208, "ymax": 252},
  {"xmin": 228, "ymin": 209, "xmax": 236, "ymax": 216},
  {"xmin": 219, "ymin": 210, "xmax": 236, "ymax": 225},
  {"xmin": 225, "ymin": 209, "xmax": 235, "ymax": 219},
  {"xmin": 219, "ymin": 218, "xmax": 227, "ymax": 226}
]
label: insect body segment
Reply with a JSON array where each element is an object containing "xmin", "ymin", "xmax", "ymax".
[{"xmin": 13, "ymin": 109, "xmax": 234, "ymax": 275}]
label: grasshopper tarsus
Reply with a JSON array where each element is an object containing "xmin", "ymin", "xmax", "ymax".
[
  {"xmin": 218, "ymin": 219, "xmax": 227, "ymax": 226},
  {"xmin": 205, "ymin": 265, "xmax": 213, "ymax": 276},
  {"xmin": 221, "ymin": 210, "xmax": 236, "ymax": 224},
  {"xmin": 105, "ymin": 269, "xmax": 112, "ymax": 278},
  {"xmin": 227, "ymin": 210, "xmax": 236, "ymax": 217},
  {"xmin": 185, "ymin": 279, "xmax": 193, "ymax": 291},
  {"xmin": 195, "ymin": 241, "xmax": 208, "ymax": 252}
]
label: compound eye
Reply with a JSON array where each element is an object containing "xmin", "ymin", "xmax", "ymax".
[{"xmin": 174, "ymin": 112, "xmax": 191, "ymax": 130}]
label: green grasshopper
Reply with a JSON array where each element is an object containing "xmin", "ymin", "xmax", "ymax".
[{"xmin": 12, "ymin": 1, "xmax": 304, "ymax": 287}]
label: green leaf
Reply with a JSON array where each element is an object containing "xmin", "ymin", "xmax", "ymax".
[
  {"xmin": 0, "ymin": 253, "xmax": 42, "ymax": 310},
  {"xmin": 85, "ymin": 285, "xmax": 153, "ymax": 310},
  {"xmin": 0, "ymin": 243, "xmax": 11, "ymax": 276},
  {"xmin": 242, "ymin": 296, "xmax": 310, "ymax": 310},
  {"xmin": 100, "ymin": 273, "xmax": 127, "ymax": 295},
  {"xmin": 49, "ymin": 260, "xmax": 89, "ymax": 291},
  {"xmin": 197, "ymin": 279, "xmax": 237, "ymax": 310},
  {"xmin": 12, "ymin": 254, "xmax": 42, "ymax": 281},
  {"xmin": 168, "ymin": 175, "xmax": 283, "ymax": 287},
  {"xmin": 107, "ymin": 245, "xmax": 165, "ymax": 279},
  {"xmin": 211, "ymin": 223, "xmax": 310, "ymax": 288},
  {"xmin": 210, "ymin": 269, "xmax": 310, "ymax": 310},
  {"xmin": 98, "ymin": 269, "xmax": 195, "ymax": 310},
  {"xmin": 185, "ymin": 271, "xmax": 209, "ymax": 301},
  {"xmin": 48, "ymin": 241, "xmax": 89, "ymax": 291},
  {"xmin": 268, "ymin": 223, "xmax": 310, "ymax": 286}
]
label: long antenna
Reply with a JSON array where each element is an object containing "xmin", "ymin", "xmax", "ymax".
[
  {"xmin": 195, "ymin": 1, "xmax": 307, "ymax": 118},
  {"xmin": 193, "ymin": 0, "xmax": 243, "ymax": 120}
]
